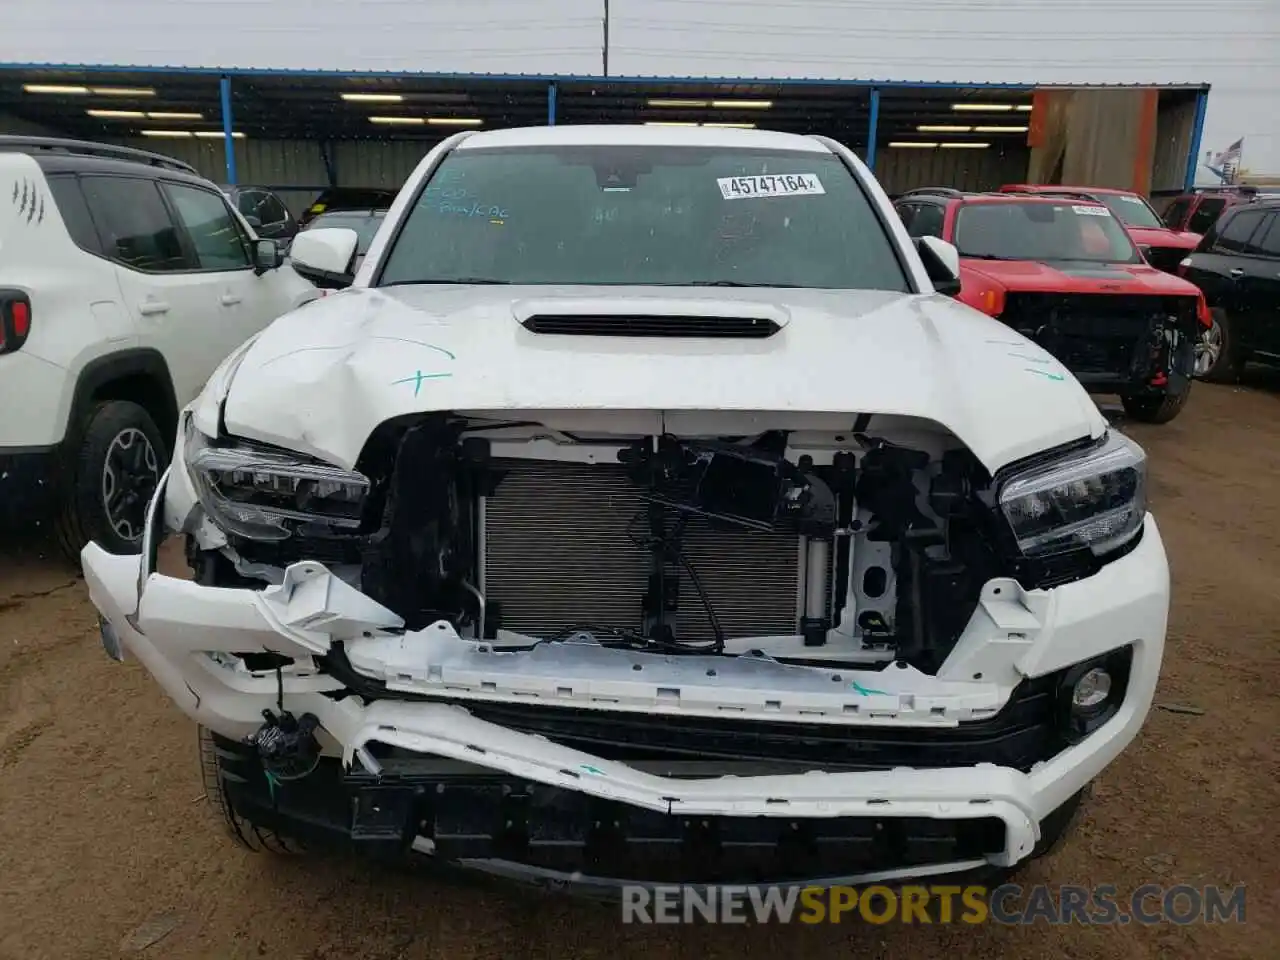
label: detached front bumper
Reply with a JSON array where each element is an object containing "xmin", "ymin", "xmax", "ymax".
[{"xmin": 83, "ymin": 493, "xmax": 1169, "ymax": 885}]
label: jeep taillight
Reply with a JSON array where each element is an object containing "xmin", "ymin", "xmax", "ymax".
[{"xmin": 0, "ymin": 292, "xmax": 32, "ymax": 354}]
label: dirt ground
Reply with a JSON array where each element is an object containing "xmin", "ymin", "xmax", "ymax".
[{"xmin": 1, "ymin": 379, "xmax": 1278, "ymax": 960}]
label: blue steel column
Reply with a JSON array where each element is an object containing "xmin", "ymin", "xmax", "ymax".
[
  {"xmin": 1184, "ymin": 88, "xmax": 1208, "ymax": 191},
  {"xmin": 219, "ymin": 75, "xmax": 237, "ymax": 185},
  {"xmin": 547, "ymin": 81, "xmax": 558, "ymax": 126},
  {"xmin": 865, "ymin": 87, "xmax": 881, "ymax": 172}
]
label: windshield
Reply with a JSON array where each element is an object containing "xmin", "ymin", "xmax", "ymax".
[
  {"xmin": 307, "ymin": 211, "xmax": 386, "ymax": 254},
  {"xmin": 376, "ymin": 144, "xmax": 909, "ymax": 290},
  {"xmin": 954, "ymin": 201, "xmax": 1141, "ymax": 264},
  {"xmin": 1095, "ymin": 192, "xmax": 1165, "ymax": 229}
]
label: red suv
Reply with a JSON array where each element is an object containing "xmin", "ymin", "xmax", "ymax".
[
  {"xmin": 999, "ymin": 184, "xmax": 1201, "ymax": 273},
  {"xmin": 1160, "ymin": 186, "xmax": 1280, "ymax": 240},
  {"xmin": 894, "ymin": 188, "xmax": 1211, "ymax": 424}
]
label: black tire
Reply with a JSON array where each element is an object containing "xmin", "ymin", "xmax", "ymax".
[
  {"xmin": 55, "ymin": 399, "xmax": 168, "ymax": 563},
  {"xmin": 1121, "ymin": 382, "xmax": 1191, "ymax": 424},
  {"xmin": 199, "ymin": 726, "xmax": 306, "ymax": 855},
  {"xmin": 1197, "ymin": 308, "xmax": 1243, "ymax": 383}
]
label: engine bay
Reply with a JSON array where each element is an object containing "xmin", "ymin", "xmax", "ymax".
[{"xmin": 195, "ymin": 412, "xmax": 1058, "ymax": 674}]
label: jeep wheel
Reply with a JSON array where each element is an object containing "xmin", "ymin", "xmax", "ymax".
[
  {"xmin": 1195, "ymin": 309, "xmax": 1243, "ymax": 383},
  {"xmin": 199, "ymin": 726, "xmax": 306, "ymax": 855},
  {"xmin": 56, "ymin": 400, "xmax": 166, "ymax": 561},
  {"xmin": 1121, "ymin": 383, "xmax": 1191, "ymax": 425}
]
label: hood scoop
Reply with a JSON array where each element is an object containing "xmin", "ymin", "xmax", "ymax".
[
  {"xmin": 514, "ymin": 296, "xmax": 788, "ymax": 340},
  {"xmin": 522, "ymin": 313, "xmax": 781, "ymax": 338}
]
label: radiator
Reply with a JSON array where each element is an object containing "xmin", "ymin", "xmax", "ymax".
[{"xmin": 482, "ymin": 459, "xmax": 807, "ymax": 644}]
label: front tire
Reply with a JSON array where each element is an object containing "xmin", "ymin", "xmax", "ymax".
[
  {"xmin": 199, "ymin": 726, "xmax": 306, "ymax": 855},
  {"xmin": 1121, "ymin": 383, "xmax": 1191, "ymax": 424},
  {"xmin": 55, "ymin": 400, "xmax": 166, "ymax": 562},
  {"xmin": 1196, "ymin": 308, "xmax": 1243, "ymax": 383}
]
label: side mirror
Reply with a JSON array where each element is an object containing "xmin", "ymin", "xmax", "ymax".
[
  {"xmin": 252, "ymin": 238, "xmax": 285, "ymax": 275},
  {"xmin": 915, "ymin": 236, "xmax": 962, "ymax": 297},
  {"xmin": 289, "ymin": 227, "xmax": 359, "ymax": 289}
]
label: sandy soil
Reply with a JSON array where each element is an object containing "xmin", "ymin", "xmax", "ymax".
[{"xmin": 1, "ymin": 379, "xmax": 1277, "ymax": 959}]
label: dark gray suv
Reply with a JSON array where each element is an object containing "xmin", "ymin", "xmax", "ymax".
[{"xmin": 1179, "ymin": 199, "xmax": 1280, "ymax": 382}]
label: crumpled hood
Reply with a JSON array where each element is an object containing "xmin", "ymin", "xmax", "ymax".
[
  {"xmin": 1124, "ymin": 225, "xmax": 1201, "ymax": 249},
  {"xmin": 217, "ymin": 285, "xmax": 1105, "ymax": 474},
  {"xmin": 962, "ymin": 258, "xmax": 1202, "ymax": 296}
]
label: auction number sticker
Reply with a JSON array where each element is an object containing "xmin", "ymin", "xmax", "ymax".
[
  {"xmin": 1072, "ymin": 204, "xmax": 1111, "ymax": 216},
  {"xmin": 718, "ymin": 174, "xmax": 826, "ymax": 200}
]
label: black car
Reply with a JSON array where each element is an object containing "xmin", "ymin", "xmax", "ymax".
[
  {"xmin": 297, "ymin": 187, "xmax": 397, "ymax": 230},
  {"xmin": 221, "ymin": 185, "xmax": 299, "ymax": 244},
  {"xmin": 1180, "ymin": 198, "xmax": 1280, "ymax": 382}
]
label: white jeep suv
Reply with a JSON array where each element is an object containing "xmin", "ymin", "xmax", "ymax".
[
  {"xmin": 0, "ymin": 136, "xmax": 318, "ymax": 559},
  {"xmin": 82, "ymin": 126, "xmax": 1170, "ymax": 891}
]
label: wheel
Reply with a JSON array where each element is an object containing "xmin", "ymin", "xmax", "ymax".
[
  {"xmin": 1121, "ymin": 383, "xmax": 1191, "ymax": 424},
  {"xmin": 55, "ymin": 400, "xmax": 167, "ymax": 562},
  {"xmin": 199, "ymin": 726, "xmax": 306, "ymax": 855},
  {"xmin": 1195, "ymin": 308, "xmax": 1243, "ymax": 383}
]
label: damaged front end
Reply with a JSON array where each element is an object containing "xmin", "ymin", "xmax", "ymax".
[
  {"xmin": 999, "ymin": 292, "xmax": 1200, "ymax": 399},
  {"xmin": 89, "ymin": 407, "xmax": 1167, "ymax": 887}
]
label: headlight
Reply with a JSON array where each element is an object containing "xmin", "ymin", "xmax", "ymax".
[
  {"xmin": 998, "ymin": 430, "xmax": 1146, "ymax": 559},
  {"xmin": 183, "ymin": 418, "xmax": 369, "ymax": 541}
]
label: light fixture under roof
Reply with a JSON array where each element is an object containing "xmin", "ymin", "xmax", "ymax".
[
  {"xmin": 24, "ymin": 84, "xmax": 90, "ymax": 95},
  {"xmin": 427, "ymin": 117, "xmax": 483, "ymax": 126},
  {"xmin": 889, "ymin": 141, "xmax": 938, "ymax": 148},
  {"xmin": 1017, "ymin": 104, "xmax": 1033, "ymax": 111},
  {"xmin": 26, "ymin": 84, "xmax": 157, "ymax": 96},
  {"xmin": 93, "ymin": 86, "xmax": 156, "ymax": 97},
  {"xmin": 342, "ymin": 93, "xmax": 405, "ymax": 103},
  {"xmin": 974, "ymin": 125, "xmax": 1028, "ymax": 133},
  {"xmin": 918, "ymin": 124, "xmax": 972, "ymax": 133},
  {"xmin": 369, "ymin": 116, "xmax": 425, "ymax": 125},
  {"xmin": 645, "ymin": 121, "xmax": 699, "ymax": 127},
  {"xmin": 90, "ymin": 109, "xmax": 204, "ymax": 121},
  {"xmin": 704, "ymin": 121, "xmax": 756, "ymax": 128},
  {"xmin": 940, "ymin": 141, "xmax": 990, "ymax": 149},
  {"xmin": 140, "ymin": 129, "xmax": 244, "ymax": 139},
  {"xmin": 952, "ymin": 103, "xmax": 1015, "ymax": 112},
  {"xmin": 648, "ymin": 98, "xmax": 709, "ymax": 108},
  {"xmin": 711, "ymin": 99, "xmax": 773, "ymax": 109}
]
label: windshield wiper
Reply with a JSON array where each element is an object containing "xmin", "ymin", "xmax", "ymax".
[
  {"xmin": 963, "ymin": 254, "xmax": 1022, "ymax": 261},
  {"xmin": 381, "ymin": 277, "xmax": 512, "ymax": 286}
]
